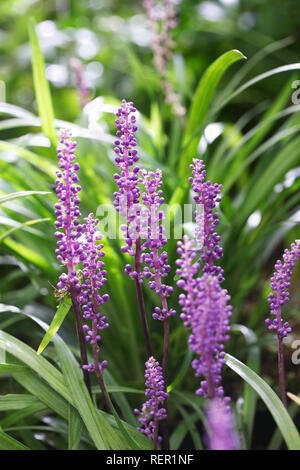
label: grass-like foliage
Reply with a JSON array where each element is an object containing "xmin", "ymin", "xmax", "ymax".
[{"xmin": 0, "ymin": 1, "xmax": 300, "ymax": 451}]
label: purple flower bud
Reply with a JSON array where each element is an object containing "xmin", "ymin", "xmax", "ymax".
[
  {"xmin": 266, "ymin": 240, "xmax": 300, "ymax": 338},
  {"xmin": 54, "ymin": 129, "xmax": 83, "ymax": 291},
  {"xmin": 79, "ymin": 214, "xmax": 109, "ymax": 367},
  {"xmin": 135, "ymin": 356, "xmax": 168, "ymax": 443},
  {"xmin": 189, "ymin": 159, "xmax": 224, "ymax": 282}
]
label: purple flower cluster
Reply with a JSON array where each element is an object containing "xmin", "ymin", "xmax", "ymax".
[
  {"xmin": 54, "ymin": 129, "xmax": 83, "ymax": 291},
  {"xmin": 189, "ymin": 159, "xmax": 224, "ymax": 282},
  {"xmin": 78, "ymin": 213, "xmax": 109, "ymax": 373},
  {"xmin": 176, "ymin": 236, "xmax": 200, "ymax": 327},
  {"xmin": 144, "ymin": 0, "xmax": 185, "ymax": 117},
  {"xmin": 113, "ymin": 104, "xmax": 175, "ymax": 321},
  {"xmin": 188, "ymin": 274, "xmax": 232, "ymax": 400},
  {"xmin": 176, "ymin": 161, "xmax": 231, "ymax": 401},
  {"xmin": 139, "ymin": 169, "xmax": 175, "ymax": 320},
  {"xmin": 113, "ymin": 99, "xmax": 140, "ymax": 256},
  {"xmin": 266, "ymin": 239, "xmax": 300, "ymax": 339},
  {"xmin": 134, "ymin": 356, "xmax": 168, "ymax": 443},
  {"xmin": 206, "ymin": 398, "xmax": 239, "ymax": 450},
  {"xmin": 54, "ymin": 130, "xmax": 109, "ymax": 377},
  {"xmin": 70, "ymin": 58, "xmax": 89, "ymax": 109}
]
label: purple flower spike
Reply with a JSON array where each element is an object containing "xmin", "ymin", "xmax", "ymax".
[
  {"xmin": 144, "ymin": 0, "xmax": 185, "ymax": 117},
  {"xmin": 70, "ymin": 58, "xmax": 89, "ymax": 109},
  {"xmin": 113, "ymin": 99, "xmax": 141, "ymax": 256},
  {"xmin": 176, "ymin": 235, "xmax": 200, "ymax": 327},
  {"xmin": 55, "ymin": 129, "xmax": 83, "ymax": 291},
  {"xmin": 78, "ymin": 213, "xmax": 109, "ymax": 373},
  {"xmin": 140, "ymin": 169, "xmax": 175, "ymax": 320},
  {"xmin": 188, "ymin": 274, "xmax": 232, "ymax": 400},
  {"xmin": 266, "ymin": 239, "xmax": 300, "ymax": 338},
  {"xmin": 189, "ymin": 159, "xmax": 224, "ymax": 282},
  {"xmin": 134, "ymin": 356, "xmax": 168, "ymax": 446},
  {"xmin": 206, "ymin": 398, "xmax": 239, "ymax": 450}
]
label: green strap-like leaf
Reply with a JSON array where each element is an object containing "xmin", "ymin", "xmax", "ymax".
[
  {"xmin": 0, "ymin": 394, "xmax": 39, "ymax": 411},
  {"xmin": 0, "ymin": 141, "xmax": 56, "ymax": 175},
  {"xmin": 0, "ymin": 364, "xmax": 29, "ymax": 374},
  {"xmin": 0, "ymin": 329, "xmax": 71, "ymax": 402},
  {"xmin": 53, "ymin": 336, "xmax": 125, "ymax": 450},
  {"xmin": 0, "ymin": 191, "xmax": 50, "ymax": 205},
  {"xmin": 68, "ymin": 404, "xmax": 83, "ymax": 450},
  {"xmin": 179, "ymin": 49, "xmax": 246, "ymax": 176},
  {"xmin": 169, "ymin": 49, "xmax": 246, "ymax": 211},
  {"xmin": 216, "ymin": 62, "xmax": 300, "ymax": 113},
  {"xmin": 0, "ymin": 402, "xmax": 47, "ymax": 429},
  {"xmin": 0, "ymin": 218, "xmax": 50, "ymax": 244},
  {"xmin": 0, "ymin": 307, "xmax": 149, "ymax": 450},
  {"xmin": 11, "ymin": 369, "xmax": 69, "ymax": 420},
  {"xmin": 37, "ymin": 297, "xmax": 72, "ymax": 355},
  {"xmin": 226, "ymin": 353, "xmax": 300, "ymax": 450},
  {"xmin": 167, "ymin": 347, "xmax": 193, "ymax": 392},
  {"xmin": 0, "ymin": 429, "xmax": 29, "ymax": 450},
  {"xmin": 28, "ymin": 18, "xmax": 57, "ymax": 146},
  {"xmin": 3, "ymin": 238, "xmax": 54, "ymax": 273},
  {"xmin": 232, "ymin": 324, "xmax": 260, "ymax": 448}
]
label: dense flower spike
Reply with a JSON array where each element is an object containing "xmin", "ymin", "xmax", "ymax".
[
  {"xmin": 139, "ymin": 169, "xmax": 175, "ymax": 320},
  {"xmin": 176, "ymin": 162, "xmax": 231, "ymax": 402},
  {"xmin": 134, "ymin": 357, "xmax": 168, "ymax": 446},
  {"xmin": 113, "ymin": 99, "xmax": 153, "ymax": 358},
  {"xmin": 188, "ymin": 274, "xmax": 232, "ymax": 399},
  {"xmin": 54, "ymin": 129, "xmax": 93, "ymax": 395},
  {"xmin": 206, "ymin": 398, "xmax": 239, "ymax": 450},
  {"xmin": 70, "ymin": 58, "xmax": 89, "ymax": 109},
  {"xmin": 189, "ymin": 159, "xmax": 224, "ymax": 282},
  {"xmin": 78, "ymin": 213, "xmax": 109, "ymax": 373},
  {"xmin": 266, "ymin": 240, "xmax": 300, "ymax": 338},
  {"xmin": 144, "ymin": 0, "xmax": 185, "ymax": 117},
  {"xmin": 54, "ymin": 129, "xmax": 83, "ymax": 292},
  {"xmin": 113, "ymin": 99, "xmax": 141, "ymax": 256},
  {"xmin": 176, "ymin": 235, "xmax": 200, "ymax": 327}
]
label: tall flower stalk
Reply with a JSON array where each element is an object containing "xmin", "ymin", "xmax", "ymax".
[
  {"xmin": 177, "ymin": 241, "xmax": 232, "ymax": 400},
  {"xmin": 78, "ymin": 213, "xmax": 111, "ymax": 412},
  {"xmin": 144, "ymin": 0, "xmax": 185, "ymax": 118},
  {"xmin": 189, "ymin": 159, "xmax": 224, "ymax": 281},
  {"xmin": 266, "ymin": 239, "xmax": 300, "ymax": 407},
  {"xmin": 176, "ymin": 160, "xmax": 231, "ymax": 402},
  {"xmin": 70, "ymin": 58, "xmax": 89, "ymax": 109},
  {"xmin": 114, "ymin": 103, "xmax": 173, "ymax": 447},
  {"xmin": 140, "ymin": 168, "xmax": 175, "ymax": 449},
  {"xmin": 114, "ymin": 100, "xmax": 153, "ymax": 357},
  {"xmin": 140, "ymin": 169, "xmax": 175, "ymax": 382},
  {"xmin": 134, "ymin": 356, "xmax": 168, "ymax": 450},
  {"xmin": 54, "ymin": 129, "xmax": 91, "ymax": 395}
]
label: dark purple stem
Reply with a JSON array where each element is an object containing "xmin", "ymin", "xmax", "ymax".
[
  {"xmin": 70, "ymin": 287, "xmax": 92, "ymax": 397},
  {"xmin": 89, "ymin": 271, "xmax": 112, "ymax": 412},
  {"xmin": 62, "ymin": 139, "xmax": 91, "ymax": 397},
  {"xmin": 92, "ymin": 339, "xmax": 112, "ymax": 413},
  {"xmin": 275, "ymin": 294, "xmax": 287, "ymax": 408},
  {"xmin": 277, "ymin": 335, "xmax": 287, "ymax": 408},
  {"xmin": 134, "ymin": 238, "xmax": 153, "ymax": 357},
  {"xmin": 160, "ymin": 315, "xmax": 170, "ymax": 450}
]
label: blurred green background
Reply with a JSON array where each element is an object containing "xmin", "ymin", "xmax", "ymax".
[{"xmin": 0, "ymin": 0, "xmax": 300, "ymax": 449}]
